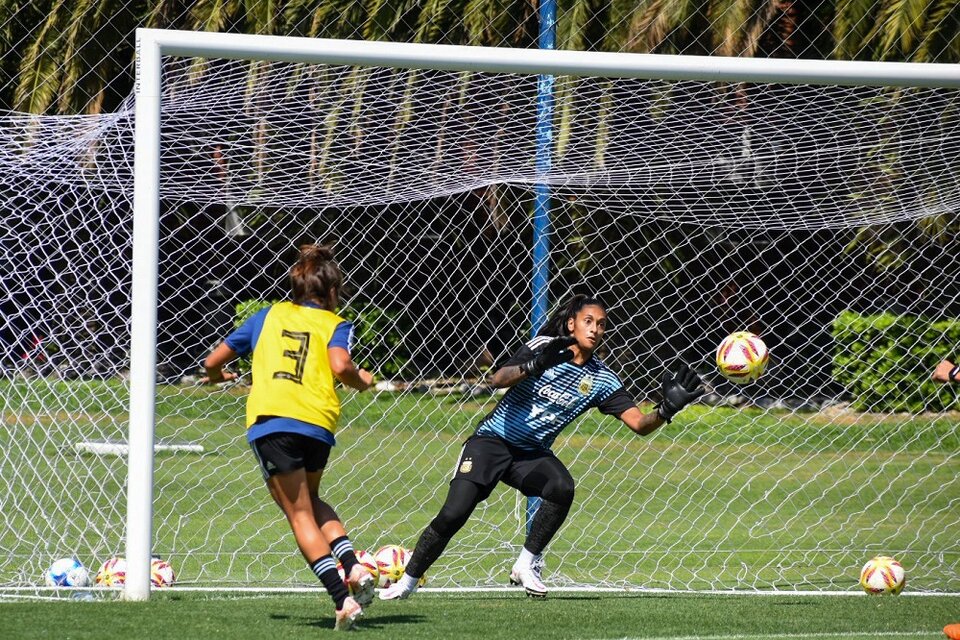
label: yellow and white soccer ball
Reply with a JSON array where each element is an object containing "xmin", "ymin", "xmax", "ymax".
[
  {"xmin": 373, "ymin": 545, "xmax": 426, "ymax": 588},
  {"xmin": 95, "ymin": 556, "xmax": 127, "ymax": 586},
  {"xmin": 150, "ymin": 557, "xmax": 176, "ymax": 588},
  {"xmin": 860, "ymin": 555, "xmax": 905, "ymax": 595},
  {"xmin": 374, "ymin": 545, "xmax": 408, "ymax": 586},
  {"xmin": 716, "ymin": 331, "xmax": 769, "ymax": 384}
]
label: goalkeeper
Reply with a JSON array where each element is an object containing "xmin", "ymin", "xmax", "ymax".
[
  {"xmin": 380, "ymin": 294, "xmax": 704, "ymax": 600},
  {"xmin": 202, "ymin": 244, "xmax": 375, "ymax": 630}
]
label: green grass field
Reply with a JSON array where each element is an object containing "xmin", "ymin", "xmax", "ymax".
[
  {"xmin": 2, "ymin": 379, "xmax": 959, "ymax": 595},
  {"xmin": 1, "ymin": 591, "xmax": 959, "ymax": 639}
]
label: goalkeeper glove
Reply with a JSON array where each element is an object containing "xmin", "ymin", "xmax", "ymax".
[
  {"xmin": 657, "ymin": 363, "xmax": 705, "ymax": 422},
  {"xmin": 519, "ymin": 336, "xmax": 577, "ymax": 378}
]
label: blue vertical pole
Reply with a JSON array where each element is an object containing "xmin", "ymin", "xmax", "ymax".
[{"xmin": 527, "ymin": 0, "xmax": 557, "ymax": 533}]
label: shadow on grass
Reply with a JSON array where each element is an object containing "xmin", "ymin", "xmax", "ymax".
[{"xmin": 303, "ymin": 613, "xmax": 428, "ymax": 630}]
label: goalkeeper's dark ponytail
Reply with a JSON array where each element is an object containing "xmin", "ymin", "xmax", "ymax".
[
  {"xmin": 289, "ymin": 244, "xmax": 343, "ymax": 310},
  {"xmin": 537, "ymin": 294, "xmax": 606, "ymax": 337}
]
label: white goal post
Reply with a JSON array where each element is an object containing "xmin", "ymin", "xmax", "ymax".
[{"xmin": 118, "ymin": 28, "xmax": 959, "ymax": 599}]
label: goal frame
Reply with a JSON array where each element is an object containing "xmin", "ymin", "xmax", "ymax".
[{"xmin": 129, "ymin": 27, "xmax": 960, "ymax": 601}]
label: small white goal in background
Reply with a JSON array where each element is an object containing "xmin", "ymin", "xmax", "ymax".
[{"xmin": 74, "ymin": 440, "xmax": 204, "ymax": 457}]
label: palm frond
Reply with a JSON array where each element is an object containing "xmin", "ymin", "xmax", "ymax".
[
  {"xmin": 558, "ymin": 0, "xmax": 594, "ymax": 51},
  {"xmin": 243, "ymin": 0, "xmax": 276, "ymax": 34},
  {"xmin": 629, "ymin": 0, "xmax": 692, "ymax": 53},
  {"xmin": 871, "ymin": 0, "xmax": 924, "ymax": 59},
  {"xmin": 365, "ymin": 0, "xmax": 420, "ymax": 40},
  {"xmin": 13, "ymin": 0, "xmax": 69, "ymax": 113},
  {"xmin": 915, "ymin": 0, "xmax": 960, "ymax": 61},
  {"xmin": 739, "ymin": 0, "xmax": 781, "ymax": 58},
  {"xmin": 190, "ymin": 0, "xmax": 236, "ymax": 34},
  {"xmin": 708, "ymin": 0, "xmax": 761, "ymax": 56},
  {"xmin": 832, "ymin": 0, "xmax": 882, "ymax": 59},
  {"xmin": 415, "ymin": 0, "xmax": 459, "ymax": 43}
]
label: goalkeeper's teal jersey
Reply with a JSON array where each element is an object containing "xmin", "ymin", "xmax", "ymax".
[{"xmin": 474, "ymin": 336, "xmax": 630, "ymax": 451}]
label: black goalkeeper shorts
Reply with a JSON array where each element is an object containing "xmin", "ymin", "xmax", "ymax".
[{"xmin": 451, "ymin": 435, "xmax": 572, "ymax": 501}]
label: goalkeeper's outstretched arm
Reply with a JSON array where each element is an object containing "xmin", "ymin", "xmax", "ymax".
[
  {"xmin": 488, "ymin": 336, "xmax": 577, "ymax": 388},
  {"xmin": 619, "ymin": 363, "xmax": 705, "ymax": 436},
  {"xmin": 619, "ymin": 406, "xmax": 667, "ymax": 437}
]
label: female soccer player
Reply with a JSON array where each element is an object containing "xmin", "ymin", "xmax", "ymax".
[
  {"xmin": 202, "ymin": 244, "xmax": 375, "ymax": 630},
  {"xmin": 380, "ymin": 294, "xmax": 704, "ymax": 600}
]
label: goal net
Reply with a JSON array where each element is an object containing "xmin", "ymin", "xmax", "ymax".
[{"xmin": 2, "ymin": 34, "xmax": 959, "ymax": 594}]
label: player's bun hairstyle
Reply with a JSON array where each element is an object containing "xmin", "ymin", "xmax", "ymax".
[
  {"xmin": 537, "ymin": 294, "xmax": 606, "ymax": 337},
  {"xmin": 290, "ymin": 244, "xmax": 343, "ymax": 310}
]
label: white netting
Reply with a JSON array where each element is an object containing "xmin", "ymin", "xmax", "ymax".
[{"xmin": 2, "ymin": 53, "xmax": 958, "ymax": 592}]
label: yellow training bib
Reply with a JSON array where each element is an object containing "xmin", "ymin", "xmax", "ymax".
[{"xmin": 246, "ymin": 302, "xmax": 346, "ymax": 432}]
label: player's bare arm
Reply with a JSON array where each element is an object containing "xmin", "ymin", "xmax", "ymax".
[
  {"xmin": 488, "ymin": 364, "xmax": 528, "ymax": 388},
  {"xmin": 328, "ymin": 346, "xmax": 374, "ymax": 391},
  {"xmin": 619, "ymin": 406, "xmax": 666, "ymax": 436},
  {"xmin": 202, "ymin": 342, "xmax": 239, "ymax": 383},
  {"xmin": 489, "ymin": 336, "xmax": 578, "ymax": 388},
  {"xmin": 615, "ymin": 363, "xmax": 705, "ymax": 435}
]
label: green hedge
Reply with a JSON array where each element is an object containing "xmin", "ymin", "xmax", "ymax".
[
  {"xmin": 233, "ymin": 300, "xmax": 410, "ymax": 379},
  {"xmin": 832, "ymin": 311, "xmax": 960, "ymax": 413}
]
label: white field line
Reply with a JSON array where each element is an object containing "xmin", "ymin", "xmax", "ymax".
[
  {"xmin": 612, "ymin": 632, "xmax": 939, "ymax": 640},
  {"xmin": 1, "ymin": 586, "xmax": 958, "ymax": 596}
]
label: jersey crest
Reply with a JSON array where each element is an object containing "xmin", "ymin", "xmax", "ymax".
[{"xmin": 578, "ymin": 375, "xmax": 594, "ymax": 395}]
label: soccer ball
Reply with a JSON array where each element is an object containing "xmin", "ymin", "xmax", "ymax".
[
  {"xmin": 374, "ymin": 545, "xmax": 408, "ymax": 586},
  {"xmin": 336, "ymin": 550, "xmax": 380, "ymax": 588},
  {"xmin": 150, "ymin": 557, "xmax": 176, "ymax": 588},
  {"xmin": 860, "ymin": 555, "xmax": 905, "ymax": 595},
  {"xmin": 95, "ymin": 556, "xmax": 127, "ymax": 586},
  {"xmin": 356, "ymin": 550, "xmax": 380, "ymax": 587},
  {"xmin": 716, "ymin": 331, "xmax": 768, "ymax": 384},
  {"xmin": 373, "ymin": 545, "xmax": 427, "ymax": 588},
  {"xmin": 44, "ymin": 557, "xmax": 91, "ymax": 587}
]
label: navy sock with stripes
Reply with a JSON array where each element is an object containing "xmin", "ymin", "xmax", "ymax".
[
  {"xmin": 330, "ymin": 536, "xmax": 359, "ymax": 575},
  {"xmin": 310, "ymin": 555, "xmax": 349, "ymax": 609}
]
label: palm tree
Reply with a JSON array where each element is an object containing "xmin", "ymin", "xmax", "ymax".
[{"xmin": 3, "ymin": 0, "xmax": 959, "ymax": 378}]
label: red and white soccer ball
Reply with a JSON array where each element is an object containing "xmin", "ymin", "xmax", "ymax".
[
  {"xmin": 336, "ymin": 550, "xmax": 380, "ymax": 587},
  {"xmin": 716, "ymin": 331, "xmax": 769, "ymax": 384},
  {"xmin": 150, "ymin": 557, "xmax": 176, "ymax": 588},
  {"xmin": 95, "ymin": 556, "xmax": 127, "ymax": 586},
  {"xmin": 356, "ymin": 550, "xmax": 380, "ymax": 587},
  {"xmin": 374, "ymin": 545, "xmax": 409, "ymax": 587},
  {"xmin": 860, "ymin": 555, "xmax": 905, "ymax": 595},
  {"xmin": 95, "ymin": 556, "xmax": 175, "ymax": 588},
  {"xmin": 373, "ymin": 545, "xmax": 426, "ymax": 588}
]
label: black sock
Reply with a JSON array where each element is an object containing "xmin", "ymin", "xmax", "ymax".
[
  {"xmin": 310, "ymin": 555, "xmax": 349, "ymax": 609},
  {"xmin": 525, "ymin": 500, "xmax": 570, "ymax": 555},
  {"xmin": 405, "ymin": 525, "xmax": 452, "ymax": 578},
  {"xmin": 330, "ymin": 536, "xmax": 359, "ymax": 575}
]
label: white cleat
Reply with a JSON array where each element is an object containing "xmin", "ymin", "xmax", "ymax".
[
  {"xmin": 334, "ymin": 596, "xmax": 363, "ymax": 631},
  {"xmin": 378, "ymin": 580, "xmax": 418, "ymax": 601},
  {"xmin": 509, "ymin": 564, "xmax": 547, "ymax": 599},
  {"xmin": 531, "ymin": 554, "xmax": 546, "ymax": 580},
  {"xmin": 347, "ymin": 565, "xmax": 376, "ymax": 607}
]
